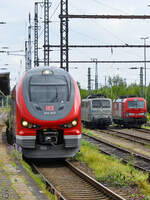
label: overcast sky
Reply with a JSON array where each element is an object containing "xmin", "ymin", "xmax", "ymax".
[{"xmin": 1, "ymin": 0, "xmax": 150, "ymax": 89}]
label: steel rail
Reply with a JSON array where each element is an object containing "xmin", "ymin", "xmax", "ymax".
[
  {"xmin": 65, "ymin": 160, "xmax": 126, "ymax": 200},
  {"xmin": 32, "ymin": 163, "xmax": 66, "ymax": 200},
  {"xmin": 102, "ymin": 128, "xmax": 150, "ymax": 146},
  {"xmin": 135, "ymin": 128, "xmax": 150, "ymax": 133},
  {"xmin": 32, "ymin": 160, "xmax": 126, "ymax": 200},
  {"xmin": 83, "ymin": 133, "xmax": 150, "ymax": 172}
]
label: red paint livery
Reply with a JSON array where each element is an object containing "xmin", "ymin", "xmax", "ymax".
[
  {"xmin": 112, "ymin": 96, "xmax": 147, "ymax": 128},
  {"xmin": 7, "ymin": 67, "xmax": 81, "ymax": 159}
]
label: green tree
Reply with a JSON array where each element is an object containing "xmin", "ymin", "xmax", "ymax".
[{"xmin": 80, "ymin": 75, "xmax": 150, "ymax": 111}]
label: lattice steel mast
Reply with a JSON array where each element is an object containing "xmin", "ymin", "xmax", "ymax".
[
  {"xmin": 60, "ymin": 0, "xmax": 69, "ymax": 71},
  {"xmin": 28, "ymin": 13, "xmax": 32, "ymax": 71},
  {"xmin": 34, "ymin": 2, "xmax": 39, "ymax": 67},
  {"xmin": 44, "ymin": 0, "xmax": 50, "ymax": 66},
  {"xmin": 25, "ymin": 41, "xmax": 28, "ymax": 71},
  {"xmin": 88, "ymin": 68, "xmax": 91, "ymax": 94},
  {"xmin": 140, "ymin": 67, "xmax": 144, "ymax": 97},
  {"xmin": 94, "ymin": 59, "xmax": 98, "ymax": 90}
]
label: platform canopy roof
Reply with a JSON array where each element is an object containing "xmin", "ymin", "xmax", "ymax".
[{"xmin": 0, "ymin": 72, "xmax": 10, "ymax": 96}]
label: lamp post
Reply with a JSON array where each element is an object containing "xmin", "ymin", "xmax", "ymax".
[
  {"xmin": 91, "ymin": 58, "xmax": 98, "ymax": 90},
  {"xmin": 140, "ymin": 37, "xmax": 149, "ymax": 100},
  {"xmin": 129, "ymin": 67, "xmax": 144, "ymax": 97}
]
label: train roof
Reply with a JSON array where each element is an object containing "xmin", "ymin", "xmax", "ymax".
[
  {"xmin": 119, "ymin": 95, "xmax": 137, "ymax": 99},
  {"xmin": 86, "ymin": 94, "xmax": 106, "ymax": 99},
  {"xmin": 25, "ymin": 66, "xmax": 70, "ymax": 76},
  {"xmin": 0, "ymin": 72, "xmax": 10, "ymax": 96},
  {"xmin": 113, "ymin": 96, "xmax": 145, "ymax": 103},
  {"xmin": 82, "ymin": 97, "xmax": 112, "ymax": 102}
]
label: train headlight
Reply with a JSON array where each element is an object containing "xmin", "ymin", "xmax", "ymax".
[
  {"xmin": 60, "ymin": 119, "xmax": 78, "ymax": 128},
  {"xmin": 22, "ymin": 120, "xmax": 28, "ymax": 127},
  {"xmin": 21, "ymin": 119, "xmax": 41, "ymax": 129},
  {"xmin": 42, "ymin": 69, "xmax": 53, "ymax": 75},
  {"xmin": 72, "ymin": 120, "xmax": 78, "ymax": 126}
]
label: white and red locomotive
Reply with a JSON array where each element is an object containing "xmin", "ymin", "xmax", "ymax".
[
  {"xmin": 112, "ymin": 96, "xmax": 147, "ymax": 127},
  {"xmin": 7, "ymin": 67, "xmax": 81, "ymax": 159}
]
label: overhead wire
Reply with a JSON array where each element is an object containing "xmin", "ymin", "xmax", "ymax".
[
  {"xmin": 50, "ymin": 1, "xmax": 60, "ymax": 21},
  {"xmin": 70, "ymin": 1, "xmax": 142, "ymax": 59},
  {"xmin": 91, "ymin": 0, "xmax": 127, "ymax": 14},
  {"xmin": 69, "ymin": 1, "xmax": 128, "ymax": 45},
  {"xmin": 38, "ymin": 0, "xmax": 60, "ymax": 40}
]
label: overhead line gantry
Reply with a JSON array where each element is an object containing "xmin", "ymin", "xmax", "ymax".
[{"xmin": 59, "ymin": 14, "xmax": 150, "ymax": 19}]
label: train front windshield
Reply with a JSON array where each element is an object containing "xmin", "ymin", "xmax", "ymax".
[
  {"xmin": 29, "ymin": 74, "xmax": 70, "ymax": 103},
  {"xmin": 128, "ymin": 101, "xmax": 145, "ymax": 108},
  {"xmin": 30, "ymin": 85, "xmax": 69, "ymax": 103},
  {"xmin": 92, "ymin": 100, "xmax": 110, "ymax": 108}
]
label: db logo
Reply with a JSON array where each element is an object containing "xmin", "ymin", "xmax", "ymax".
[{"xmin": 45, "ymin": 105, "xmax": 54, "ymax": 111}]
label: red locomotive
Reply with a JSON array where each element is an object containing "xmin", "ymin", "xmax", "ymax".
[
  {"xmin": 7, "ymin": 67, "xmax": 81, "ymax": 159},
  {"xmin": 112, "ymin": 96, "xmax": 147, "ymax": 128}
]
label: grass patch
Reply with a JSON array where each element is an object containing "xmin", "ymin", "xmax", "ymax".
[
  {"xmin": 82, "ymin": 128, "xmax": 101, "ymax": 138},
  {"xmin": 11, "ymin": 161, "xmax": 17, "ymax": 169},
  {"xmin": 83, "ymin": 128, "xmax": 150, "ymax": 157},
  {"xmin": 142, "ymin": 125, "xmax": 150, "ymax": 130},
  {"xmin": 0, "ymin": 107, "xmax": 10, "ymax": 112},
  {"xmin": 11, "ymin": 149, "xmax": 57, "ymax": 200},
  {"xmin": 147, "ymin": 113, "xmax": 150, "ymax": 122},
  {"xmin": 74, "ymin": 140, "xmax": 150, "ymax": 198}
]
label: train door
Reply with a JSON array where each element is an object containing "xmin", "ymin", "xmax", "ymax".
[
  {"xmin": 118, "ymin": 103, "xmax": 122, "ymax": 118},
  {"xmin": 87, "ymin": 101, "xmax": 92, "ymax": 122},
  {"xmin": 81, "ymin": 101, "xmax": 84, "ymax": 121},
  {"xmin": 82, "ymin": 101, "xmax": 87, "ymax": 122}
]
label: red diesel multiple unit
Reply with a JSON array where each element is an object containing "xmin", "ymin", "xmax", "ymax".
[
  {"xmin": 112, "ymin": 96, "xmax": 147, "ymax": 127},
  {"xmin": 7, "ymin": 67, "xmax": 81, "ymax": 159}
]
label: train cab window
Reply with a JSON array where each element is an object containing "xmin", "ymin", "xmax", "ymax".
[
  {"xmin": 128, "ymin": 101, "xmax": 145, "ymax": 108},
  {"xmin": 29, "ymin": 74, "xmax": 71, "ymax": 103},
  {"xmin": 30, "ymin": 85, "xmax": 69, "ymax": 103},
  {"xmin": 92, "ymin": 100, "xmax": 110, "ymax": 108},
  {"xmin": 92, "ymin": 100, "xmax": 101, "ymax": 108},
  {"xmin": 101, "ymin": 100, "xmax": 110, "ymax": 108}
]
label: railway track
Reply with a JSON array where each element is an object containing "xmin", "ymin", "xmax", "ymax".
[
  {"xmin": 32, "ymin": 160, "xmax": 126, "ymax": 200},
  {"xmin": 99, "ymin": 128, "xmax": 150, "ymax": 146},
  {"xmin": 143, "ymin": 123, "xmax": 150, "ymax": 127},
  {"xmin": 82, "ymin": 133, "xmax": 150, "ymax": 172},
  {"xmin": 135, "ymin": 127, "xmax": 150, "ymax": 134}
]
